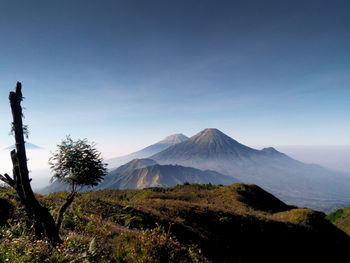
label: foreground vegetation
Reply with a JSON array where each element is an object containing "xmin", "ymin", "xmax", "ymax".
[
  {"xmin": 1, "ymin": 183, "xmax": 349, "ymax": 262},
  {"xmin": 327, "ymin": 206, "xmax": 350, "ymax": 235}
]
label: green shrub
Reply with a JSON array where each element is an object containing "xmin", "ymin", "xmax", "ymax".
[{"xmin": 327, "ymin": 209, "xmax": 344, "ymax": 222}]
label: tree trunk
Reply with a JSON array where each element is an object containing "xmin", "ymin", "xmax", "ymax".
[
  {"xmin": 56, "ymin": 191, "xmax": 76, "ymax": 231},
  {"xmin": 0, "ymin": 82, "xmax": 61, "ymax": 243}
]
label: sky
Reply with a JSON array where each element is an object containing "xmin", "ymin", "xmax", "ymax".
[{"xmin": 0, "ymin": 0, "xmax": 349, "ymax": 187}]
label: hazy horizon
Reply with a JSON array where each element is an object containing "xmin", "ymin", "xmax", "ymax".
[{"xmin": 1, "ymin": 132, "xmax": 349, "ymax": 189}]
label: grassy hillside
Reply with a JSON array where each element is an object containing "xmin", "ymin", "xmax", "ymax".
[
  {"xmin": 1, "ymin": 183, "xmax": 349, "ymax": 262},
  {"xmin": 327, "ymin": 206, "xmax": 350, "ymax": 235}
]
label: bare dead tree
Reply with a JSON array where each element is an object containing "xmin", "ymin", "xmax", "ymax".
[{"xmin": 0, "ymin": 82, "xmax": 61, "ymax": 243}]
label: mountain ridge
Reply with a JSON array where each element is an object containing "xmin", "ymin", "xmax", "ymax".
[{"xmin": 99, "ymin": 159, "xmax": 238, "ymax": 189}]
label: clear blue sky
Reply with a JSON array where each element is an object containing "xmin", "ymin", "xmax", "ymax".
[{"xmin": 0, "ymin": 0, "xmax": 349, "ymax": 164}]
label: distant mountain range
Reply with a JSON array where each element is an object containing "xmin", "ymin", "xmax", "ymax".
[
  {"xmin": 107, "ymin": 134, "xmax": 188, "ymax": 168},
  {"xmin": 40, "ymin": 128, "xmax": 350, "ymax": 212},
  {"xmin": 151, "ymin": 128, "xmax": 350, "ymax": 212}
]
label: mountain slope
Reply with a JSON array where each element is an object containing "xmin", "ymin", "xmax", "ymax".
[
  {"xmin": 97, "ymin": 158, "xmax": 238, "ymax": 189},
  {"xmin": 152, "ymin": 128, "xmax": 350, "ymax": 212},
  {"xmin": 112, "ymin": 158, "xmax": 157, "ymax": 174},
  {"xmin": 107, "ymin": 133, "xmax": 188, "ymax": 168}
]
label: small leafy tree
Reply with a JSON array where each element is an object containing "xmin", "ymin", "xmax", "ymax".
[
  {"xmin": 49, "ymin": 136, "xmax": 107, "ymax": 230},
  {"xmin": 0, "ymin": 83, "xmax": 108, "ymax": 243}
]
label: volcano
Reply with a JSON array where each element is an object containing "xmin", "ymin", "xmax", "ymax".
[{"xmin": 151, "ymin": 128, "xmax": 350, "ymax": 212}]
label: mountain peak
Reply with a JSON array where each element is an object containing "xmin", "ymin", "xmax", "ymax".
[
  {"xmin": 261, "ymin": 147, "xmax": 286, "ymax": 157},
  {"xmin": 191, "ymin": 128, "xmax": 238, "ymax": 145},
  {"xmin": 262, "ymin": 147, "xmax": 279, "ymax": 153},
  {"xmin": 158, "ymin": 133, "xmax": 188, "ymax": 144},
  {"xmin": 152, "ymin": 128, "xmax": 260, "ymax": 163},
  {"xmin": 195, "ymin": 128, "xmax": 227, "ymax": 138},
  {"xmin": 107, "ymin": 133, "xmax": 188, "ymax": 168},
  {"xmin": 202, "ymin": 128, "xmax": 221, "ymax": 132},
  {"xmin": 4, "ymin": 142, "xmax": 43, "ymax": 150}
]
